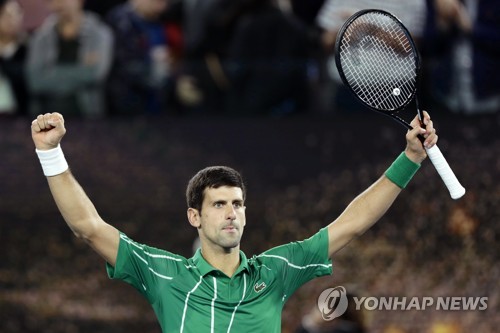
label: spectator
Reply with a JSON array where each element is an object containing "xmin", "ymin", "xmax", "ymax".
[
  {"xmin": 26, "ymin": 0, "xmax": 113, "ymax": 118},
  {"xmin": 173, "ymin": 0, "xmax": 324, "ymax": 116},
  {"xmin": 0, "ymin": 0, "xmax": 27, "ymax": 116},
  {"xmin": 106, "ymin": 0, "xmax": 173, "ymax": 115},
  {"xmin": 224, "ymin": 0, "xmax": 314, "ymax": 116},
  {"xmin": 316, "ymin": 0, "xmax": 427, "ymax": 41},
  {"xmin": 426, "ymin": 0, "xmax": 499, "ymax": 114},
  {"xmin": 167, "ymin": 0, "xmax": 228, "ymax": 115}
]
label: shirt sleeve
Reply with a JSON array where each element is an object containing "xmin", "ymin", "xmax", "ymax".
[
  {"xmin": 259, "ymin": 227, "xmax": 333, "ymax": 300},
  {"xmin": 106, "ymin": 232, "xmax": 185, "ymax": 304}
]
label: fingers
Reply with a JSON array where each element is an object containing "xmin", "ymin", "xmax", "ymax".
[
  {"xmin": 37, "ymin": 113, "xmax": 49, "ymax": 130},
  {"xmin": 420, "ymin": 111, "xmax": 438, "ymax": 148},
  {"xmin": 47, "ymin": 112, "xmax": 64, "ymax": 127},
  {"xmin": 31, "ymin": 113, "xmax": 66, "ymax": 150},
  {"xmin": 31, "ymin": 113, "xmax": 64, "ymax": 132},
  {"xmin": 405, "ymin": 111, "xmax": 439, "ymax": 164},
  {"xmin": 31, "ymin": 118, "xmax": 41, "ymax": 133},
  {"xmin": 408, "ymin": 111, "xmax": 438, "ymax": 148},
  {"xmin": 423, "ymin": 121, "xmax": 438, "ymax": 148}
]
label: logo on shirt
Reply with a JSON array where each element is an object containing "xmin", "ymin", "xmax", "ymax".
[{"xmin": 254, "ymin": 282, "xmax": 267, "ymax": 293}]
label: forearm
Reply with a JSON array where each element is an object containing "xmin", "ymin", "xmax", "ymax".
[
  {"xmin": 327, "ymin": 150, "xmax": 423, "ymax": 256},
  {"xmin": 46, "ymin": 170, "xmax": 103, "ymax": 240},
  {"xmin": 327, "ymin": 176, "xmax": 400, "ymax": 255}
]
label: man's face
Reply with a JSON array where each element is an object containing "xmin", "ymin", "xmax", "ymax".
[{"xmin": 190, "ymin": 186, "xmax": 246, "ymax": 251}]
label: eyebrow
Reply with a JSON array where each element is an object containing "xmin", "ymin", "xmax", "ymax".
[{"xmin": 213, "ymin": 199, "xmax": 244, "ymax": 204}]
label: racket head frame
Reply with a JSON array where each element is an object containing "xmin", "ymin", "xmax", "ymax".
[
  {"xmin": 334, "ymin": 10, "xmax": 466, "ymax": 200},
  {"xmin": 334, "ymin": 9, "xmax": 423, "ymax": 128}
]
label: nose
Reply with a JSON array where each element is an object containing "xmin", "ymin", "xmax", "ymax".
[{"xmin": 226, "ymin": 206, "xmax": 236, "ymax": 220}]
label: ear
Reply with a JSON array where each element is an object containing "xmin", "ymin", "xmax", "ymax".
[
  {"xmin": 242, "ymin": 206, "xmax": 247, "ymax": 227},
  {"xmin": 187, "ymin": 208, "xmax": 201, "ymax": 228}
]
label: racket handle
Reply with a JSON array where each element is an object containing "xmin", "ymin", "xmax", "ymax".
[{"xmin": 425, "ymin": 145, "xmax": 466, "ymax": 199}]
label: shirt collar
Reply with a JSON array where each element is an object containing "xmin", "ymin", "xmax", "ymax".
[{"xmin": 192, "ymin": 248, "xmax": 249, "ymax": 277}]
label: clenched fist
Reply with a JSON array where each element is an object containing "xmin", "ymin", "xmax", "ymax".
[{"xmin": 31, "ymin": 113, "xmax": 67, "ymax": 151}]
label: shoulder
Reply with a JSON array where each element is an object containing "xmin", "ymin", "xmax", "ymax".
[
  {"xmin": 83, "ymin": 12, "xmax": 112, "ymax": 34},
  {"xmin": 252, "ymin": 228, "xmax": 330, "ymax": 265},
  {"xmin": 249, "ymin": 242, "xmax": 298, "ymax": 269},
  {"xmin": 30, "ymin": 15, "xmax": 58, "ymax": 40},
  {"xmin": 118, "ymin": 233, "xmax": 189, "ymax": 265}
]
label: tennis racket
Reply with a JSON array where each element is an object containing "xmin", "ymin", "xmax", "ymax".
[{"xmin": 334, "ymin": 9, "xmax": 465, "ymax": 200}]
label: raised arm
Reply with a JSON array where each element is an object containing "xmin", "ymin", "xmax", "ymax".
[
  {"xmin": 327, "ymin": 112, "xmax": 438, "ymax": 257},
  {"xmin": 31, "ymin": 113, "xmax": 120, "ymax": 266}
]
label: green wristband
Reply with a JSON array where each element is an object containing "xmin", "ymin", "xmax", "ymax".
[{"xmin": 385, "ymin": 152, "xmax": 421, "ymax": 189}]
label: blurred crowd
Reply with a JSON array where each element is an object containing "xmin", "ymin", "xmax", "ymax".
[{"xmin": 0, "ymin": 0, "xmax": 499, "ymax": 118}]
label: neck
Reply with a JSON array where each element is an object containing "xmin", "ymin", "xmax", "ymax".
[{"xmin": 201, "ymin": 245, "xmax": 241, "ymax": 277}]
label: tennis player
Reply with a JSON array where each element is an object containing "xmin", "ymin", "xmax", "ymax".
[{"xmin": 31, "ymin": 112, "xmax": 437, "ymax": 332}]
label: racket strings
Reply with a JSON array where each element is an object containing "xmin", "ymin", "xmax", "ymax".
[
  {"xmin": 339, "ymin": 13, "xmax": 417, "ymax": 111},
  {"xmin": 352, "ymin": 36, "xmax": 413, "ymax": 109}
]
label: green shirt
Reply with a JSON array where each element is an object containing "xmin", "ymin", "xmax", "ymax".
[{"xmin": 106, "ymin": 228, "xmax": 332, "ymax": 333}]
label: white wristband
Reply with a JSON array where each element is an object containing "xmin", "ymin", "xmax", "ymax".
[{"xmin": 36, "ymin": 144, "xmax": 69, "ymax": 177}]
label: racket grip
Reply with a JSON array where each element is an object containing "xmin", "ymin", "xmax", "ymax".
[{"xmin": 425, "ymin": 145, "xmax": 466, "ymax": 199}]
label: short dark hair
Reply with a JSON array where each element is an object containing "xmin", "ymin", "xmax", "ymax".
[{"xmin": 186, "ymin": 166, "xmax": 246, "ymax": 211}]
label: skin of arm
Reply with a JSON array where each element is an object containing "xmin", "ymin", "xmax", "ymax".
[
  {"xmin": 327, "ymin": 112, "xmax": 438, "ymax": 257},
  {"xmin": 31, "ymin": 112, "xmax": 119, "ymax": 266}
]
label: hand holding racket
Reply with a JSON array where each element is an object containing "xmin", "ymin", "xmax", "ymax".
[{"xmin": 334, "ymin": 9, "xmax": 465, "ymax": 200}]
